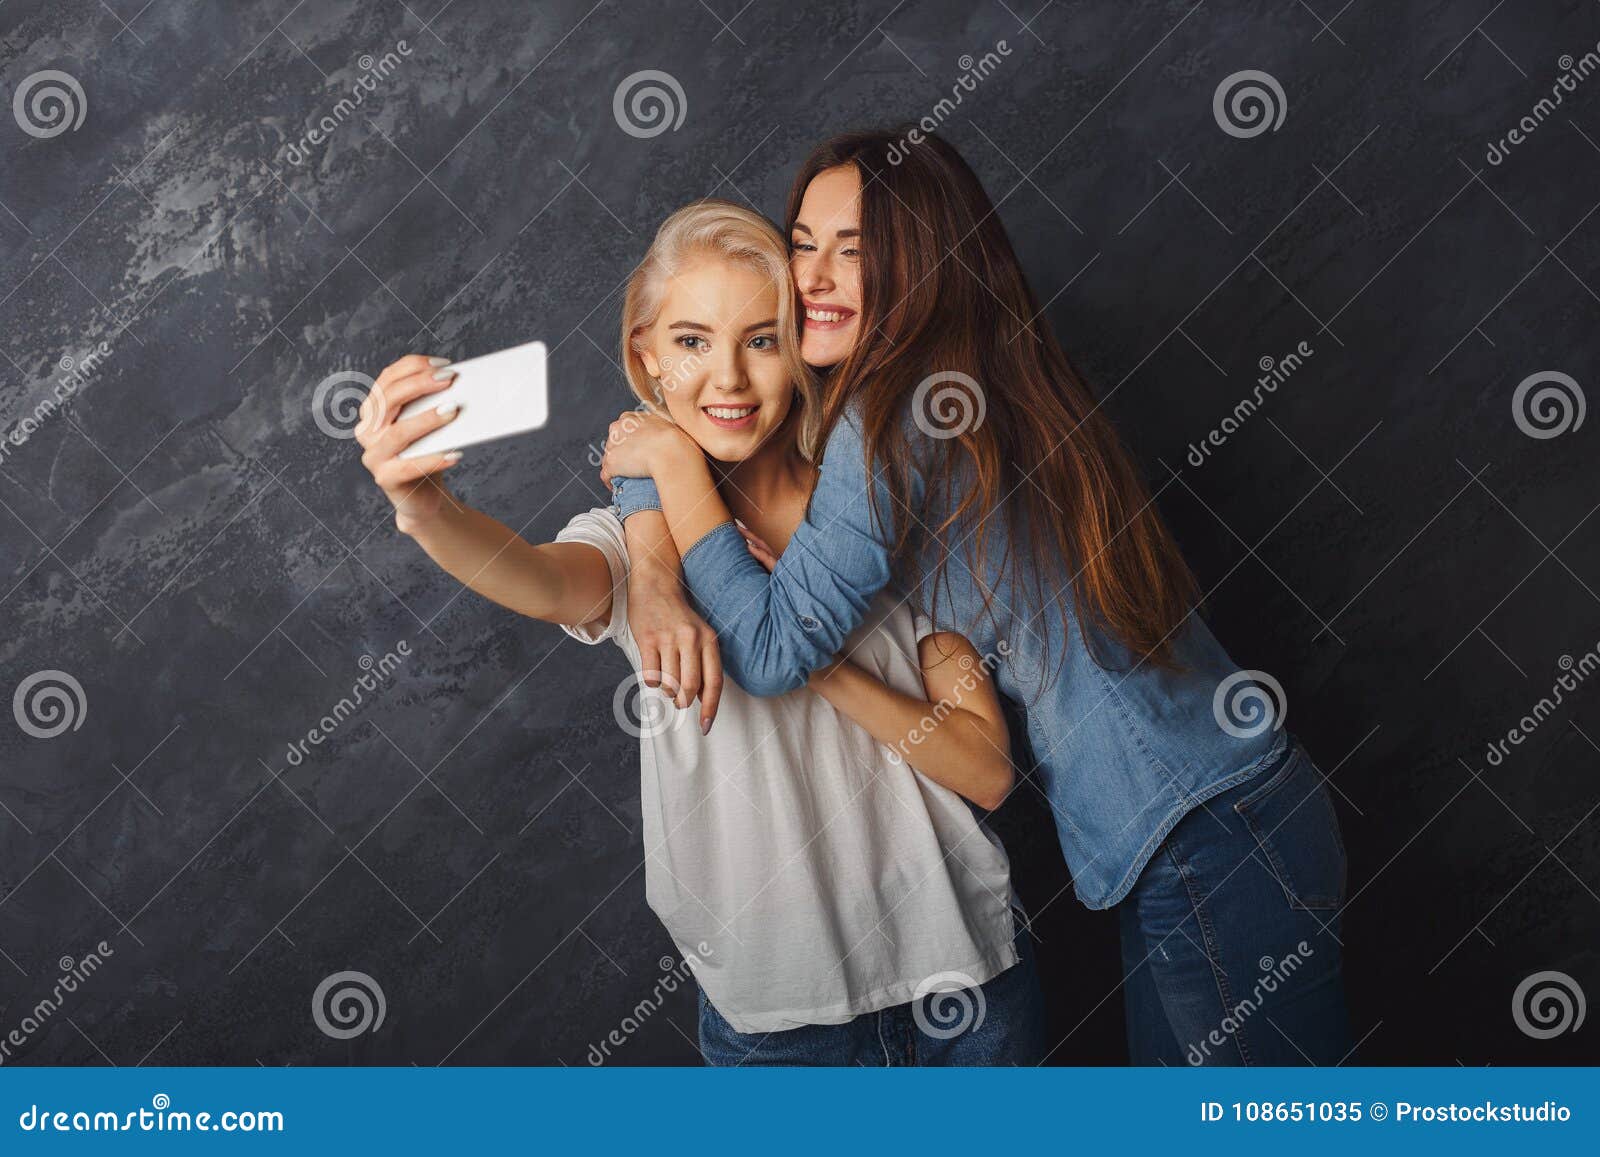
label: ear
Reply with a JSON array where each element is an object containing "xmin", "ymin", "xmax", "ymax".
[{"xmin": 639, "ymin": 344, "xmax": 662, "ymax": 378}]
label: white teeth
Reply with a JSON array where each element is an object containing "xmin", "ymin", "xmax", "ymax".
[
  {"xmin": 806, "ymin": 307, "xmax": 846, "ymax": 322},
  {"xmin": 705, "ymin": 406, "xmax": 756, "ymax": 419}
]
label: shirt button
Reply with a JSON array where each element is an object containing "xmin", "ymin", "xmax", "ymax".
[{"xmin": 799, "ymin": 615, "xmax": 821, "ymax": 631}]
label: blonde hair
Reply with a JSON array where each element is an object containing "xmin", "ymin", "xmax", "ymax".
[{"xmin": 620, "ymin": 199, "xmax": 820, "ymax": 460}]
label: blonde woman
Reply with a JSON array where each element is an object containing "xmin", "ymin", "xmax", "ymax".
[{"xmin": 354, "ymin": 201, "xmax": 1045, "ymax": 1065}]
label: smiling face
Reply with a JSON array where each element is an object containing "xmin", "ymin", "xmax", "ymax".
[
  {"xmin": 635, "ymin": 255, "xmax": 794, "ymax": 464},
  {"xmin": 789, "ymin": 165, "xmax": 864, "ymax": 369}
]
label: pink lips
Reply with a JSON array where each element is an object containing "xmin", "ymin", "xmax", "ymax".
[
  {"xmin": 703, "ymin": 406, "xmax": 759, "ymax": 429},
  {"xmin": 802, "ymin": 300, "xmax": 856, "ymax": 331}
]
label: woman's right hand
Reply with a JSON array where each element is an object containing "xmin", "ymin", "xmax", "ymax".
[{"xmin": 357, "ymin": 354, "xmax": 464, "ymax": 534}]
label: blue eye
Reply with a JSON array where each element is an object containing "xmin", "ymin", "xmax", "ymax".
[
  {"xmin": 748, "ymin": 334, "xmax": 777, "ymax": 351},
  {"xmin": 676, "ymin": 335, "xmax": 707, "ymax": 351}
]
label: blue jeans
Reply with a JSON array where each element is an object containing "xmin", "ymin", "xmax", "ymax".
[
  {"xmin": 1119, "ymin": 734, "xmax": 1354, "ymax": 1065},
  {"xmin": 697, "ymin": 914, "xmax": 1047, "ymax": 1066}
]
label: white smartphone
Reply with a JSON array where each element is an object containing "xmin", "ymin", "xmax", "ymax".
[{"xmin": 397, "ymin": 340, "xmax": 549, "ymax": 459}]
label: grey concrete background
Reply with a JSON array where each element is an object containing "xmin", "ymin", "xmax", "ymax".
[{"xmin": 1, "ymin": 0, "xmax": 1597, "ymax": 1064}]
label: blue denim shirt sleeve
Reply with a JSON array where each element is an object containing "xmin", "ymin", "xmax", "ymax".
[
  {"xmin": 610, "ymin": 474, "xmax": 663, "ymax": 519},
  {"xmin": 680, "ymin": 407, "xmax": 913, "ymax": 697}
]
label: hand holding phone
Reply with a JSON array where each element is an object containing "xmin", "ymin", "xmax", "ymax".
[{"xmin": 396, "ymin": 340, "xmax": 549, "ymax": 459}]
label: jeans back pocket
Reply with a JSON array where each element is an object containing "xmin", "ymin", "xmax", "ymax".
[{"xmin": 1232, "ymin": 740, "xmax": 1347, "ymax": 911}]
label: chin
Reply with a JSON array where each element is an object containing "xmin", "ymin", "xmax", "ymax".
[{"xmin": 802, "ymin": 332, "xmax": 855, "ymax": 369}]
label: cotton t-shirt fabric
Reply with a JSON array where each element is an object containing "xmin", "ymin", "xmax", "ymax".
[{"xmin": 556, "ymin": 507, "xmax": 1019, "ymax": 1034}]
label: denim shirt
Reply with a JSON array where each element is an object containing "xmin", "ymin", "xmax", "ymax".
[{"xmin": 610, "ymin": 407, "xmax": 1284, "ymax": 909}]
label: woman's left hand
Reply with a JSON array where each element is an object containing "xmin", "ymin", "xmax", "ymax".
[{"xmin": 598, "ymin": 409, "xmax": 699, "ymax": 487}]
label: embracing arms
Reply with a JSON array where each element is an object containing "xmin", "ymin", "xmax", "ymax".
[{"xmin": 604, "ymin": 407, "xmax": 907, "ymax": 700}]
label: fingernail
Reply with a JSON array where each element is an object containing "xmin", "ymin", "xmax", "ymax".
[
  {"xmin": 432, "ymin": 368, "xmax": 457, "ymax": 381},
  {"xmin": 701, "ymin": 718, "xmax": 712, "ymax": 735},
  {"xmin": 734, "ymin": 518, "xmax": 748, "ymax": 530},
  {"xmin": 436, "ymin": 401, "xmax": 459, "ymax": 417},
  {"xmin": 427, "ymin": 356, "xmax": 450, "ymax": 367},
  {"xmin": 445, "ymin": 450, "xmax": 463, "ymax": 463}
]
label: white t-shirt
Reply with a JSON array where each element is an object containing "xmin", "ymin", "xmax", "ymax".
[{"xmin": 557, "ymin": 507, "xmax": 1019, "ymax": 1034}]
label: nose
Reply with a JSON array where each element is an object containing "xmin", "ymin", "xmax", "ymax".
[
  {"xmin": 795, "ymin": 251, "xmax": 833, "ymax": 298},
  {"xmin": 707, "ymin": 341, "xmax": 746, "ymax": 395}
]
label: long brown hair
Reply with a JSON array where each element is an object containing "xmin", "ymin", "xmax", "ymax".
[{"xmin": 786, "ymin": 128, "xmax": 1198, "ymax": 673}]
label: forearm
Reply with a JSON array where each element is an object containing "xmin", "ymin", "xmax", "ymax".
[
  {"xmin": 649, "ymin": 447, "xmax": 733, "ymax": 560},
  {"xmin": 622, "ymin": 509, "xmax": 685, "ymax": 586},
  {"xmin": 405, "ymin": 505, "xmax": 610, "ymax": 626},
  {"xmin": 807, "ymin": 661, "xmax": 1013, "ymax": 810}
]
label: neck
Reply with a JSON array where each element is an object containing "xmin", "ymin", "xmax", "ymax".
[{"xmin": 713, "ymin": 432, "xmax": 813, "ymax": 522}]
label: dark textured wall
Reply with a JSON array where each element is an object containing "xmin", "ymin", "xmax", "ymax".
[{"xmin": 1, "ymin": 0, "xmax": 1597, "ymax": 1066}]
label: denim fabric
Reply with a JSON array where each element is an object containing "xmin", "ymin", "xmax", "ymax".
[
  {"xmin": 695, "ymin": 913, "xmax": 1047, "ymax": 1066},
  {"xmin": 1118, "ymin": 734, "xmax": 1353, "ymax": 1065},
  {"xmin": 611, "ymin": 405, "xmax": 1283, "ymax": 909}
]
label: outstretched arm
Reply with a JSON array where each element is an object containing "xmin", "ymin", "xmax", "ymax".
[
  {"xmin": 357, "ymin": 354, "xmax": 615, "ymax": 631},
  {"xmin": 604, "ymin": 407, "xmax": 912, "ymax": 696}
]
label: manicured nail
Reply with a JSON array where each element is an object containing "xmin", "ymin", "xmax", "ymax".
[
  {"xmin": 427, "ymin": 356, "xmax": 450, "ymax": 367},
  {"xmin": 432, "ymin": 368, "xmax": 457, "ymax": 381},
  {"xmin": 445, "ymin": 450, "xmax": 463, "ymax": 463},
  {"xmin": 701, "ymin": 717, "xmax": 712, "ymax": 735},
  {"xmin": 436, "ymin": 401, "xmax": 459, "ymax": 417},
  {"xmin": 734, "ymin": 518, "xmax": 748, "ymax": 530}
]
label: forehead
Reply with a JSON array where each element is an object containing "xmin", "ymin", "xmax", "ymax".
[
  {"xmin": 660, "ymin": 257, "xmax": 778, "ymax": 325},
  {"xmin": 796, "ymin": 166, "xmax": 861, "ymax": 230}
]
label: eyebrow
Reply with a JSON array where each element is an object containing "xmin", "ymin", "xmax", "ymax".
[
  {"xmin": 667, "ymin": 319, "xmax": 779, "ymax": 334},
  {"xmin": 791, "ymin": 222, "xmax": 861, "ymax": 238}
]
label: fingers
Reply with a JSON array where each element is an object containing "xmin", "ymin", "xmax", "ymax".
[
  {"xmin": 372, "ymin": 449, "xmax": 462, "ymax": 490},
  {"xmin": 374, "ymin": 353, "xmax": 446, "ymax": 391},
  {"xmin": 369, "ymin": 395, "xmax": 461, "ymax": 463},
  {"xmin": 734, "ymin": 521, "xmax": 777, "ymax": 571},
  {"xmin": 359, "ymin": 362, "xmax": 457, "ymax": 445},
  {"xmin": 676, "ymin": 640, "xmax": 701, "ymax": 711},
  {"xmin": 656, "ymin": 643, "xmax": 682, "ymax": 710},
  {"xmin": 638, "ymin": 638, "xmax": 661, "ymax": 690},
  {"xmin": 699, "ymin": 639, "xmax": 723, "ymax": 733}
]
